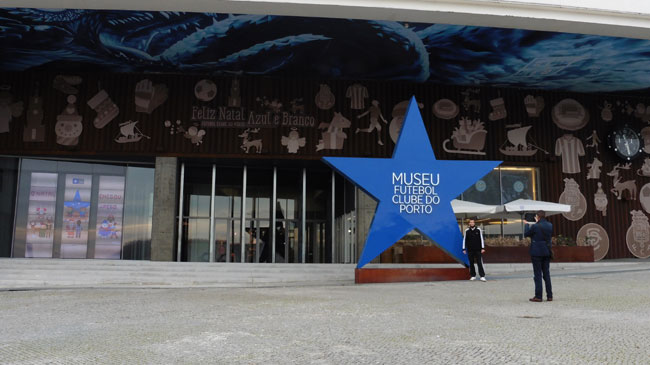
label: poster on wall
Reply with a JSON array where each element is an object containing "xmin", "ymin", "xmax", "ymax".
[
  {"xmin": 94, "ymin": 175, "xmax": 125, "ymax": 259},
  {"xmin": 60, "ymin": 174, "xmax": 92, "ymax": 258},
  {"xmin": 25, "ymin": 173, "xmax": 57, "ymax": 258}
]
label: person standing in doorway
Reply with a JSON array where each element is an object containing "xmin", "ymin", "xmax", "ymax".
[
  {"xmin": 524, "ymin": 210, "xmax": 553, "ymax": 302},
  {"xmin": 462, "ymin": 219, "xmax": 486, "ymax": 281}
]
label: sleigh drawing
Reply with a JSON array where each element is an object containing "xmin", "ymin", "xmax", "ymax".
[{"xmin": 443, "ymin": 117, "xmax": 487, "ymax": 155}]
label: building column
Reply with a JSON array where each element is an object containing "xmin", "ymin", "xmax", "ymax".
[
  {"xmin": 150, "ymin": 157, "xmax": 178, "ymax": 261},
  {"xmin": 356, "ymin": 187, "xmax": 379, "ymax": 264}
]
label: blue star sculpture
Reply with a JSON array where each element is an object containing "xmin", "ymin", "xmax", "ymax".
[
  {"xmin": 324, "ymin": 97, "xmax": 501, "ymax": 268},
  {"xmin": 64, "ymin": 190, "xmax": 91, "ymax": 217}
]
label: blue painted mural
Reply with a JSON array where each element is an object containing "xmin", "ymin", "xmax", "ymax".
[{"xmin": 2, "ymin": 8, "xmax": 650, "ymax": 92}]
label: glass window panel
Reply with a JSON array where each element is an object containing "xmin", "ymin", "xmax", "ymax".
[
  {"xmin": 214, "ymin": 219, "xmax": 228, "ymax": 262},
  {"xmin": 214, "ymin": 167, "xmax": 242, "ymax": 219},
  {"xmin": 60, "ymin": 173, "xmax": 92, "ymax": 259},
  {"xmin": 183, "ymin": 165, "xmax": 212, "ymax": 217},
  {"xmin": 245, "ymin": 169, "xmax": 272, "ymax": 219},
  {"xmin": 122, "ymin": 166, "xmax": 154, "ymax": 260},
  {"xmin": 462, "ymin": 168, "xmax": 501, "ymax": 205},
  {"xmin": 0, "ymin": 157, "xmax": 18, "ymax": 257},
  {"xmin": 500, "ymin": 167, "xmax": 538, "ymax": 203},
  {"xmin": 276, "ymin": 169, "xmax": 301, "ymax": 220},
  {"xmin": 94, "ymin": 175, "xmax": 125, "ymax": 259},
  {"xmin": 186, "ymin": 218, "xmax": 210, "ymax": 262},
  {"xmin": 306, "ymin": 169, "xmax": 330, "ymax": 220}
]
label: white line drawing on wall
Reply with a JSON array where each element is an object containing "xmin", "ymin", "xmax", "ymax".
[
  {"xmin": 228, "ymin": 79, "xmax": 241, "ymax": 107},
  {"xmin": 600, "ymin": 101, "xmax": 613, "ymax": 121},
  {"xmin": 55, "ymin": 95, "xmax": 83, "ymax": 146},
  {"xmin": 634, "ymin": 103, "xmax": 650, "ymax": 123},
  {"xmin": 555, "ymin": 134, "xmax": 585, "ymax": 174},
  {"xmin": 607, "ymin": 163, "xmax": 637, "ymax": 201},
  {"xmin": 346, "ymin": 83, "xmax": 368, "ymax": 110},
  {"xmin": 577, "ymin": 223, "xmax": 609, "ymax": 261},
  {"xmin": 524, "ymin": 95, "xmax": 544, "ymax": 117},
  {"xmin": 488, "ymin": 97, "xmax": 507, "ymax": 121},
  {"xmin": 389, "ymin": 100, "xmax": 423, "ymax": 143},
  {"xmin": 356, "ymin": 100, "xmax": 388, "ymax": 145},
  {"xmin": 443, "ymin": 117, "xmax": 487, "ymax": 155},
  {"xmin": 315, "ymin": 84, "xmax": 335, "ymax": 110},
  {"xmin": 586, "ymin": 157, "xmax": 602, "ymax": 180},
  {"xmin": 239, "ymin": 128, "xmax": 263, "ymax": 153},
  {"xmin": 432, "ymin": 98, "xmax": 459, "ymax": 120},
  {"xmin": 460, "ymin": 88, "xmax": 480, "ymax": 113},
  {"xmin": 114, "ymin": 120, "xmax": 150, "ymax": 144},
  {"xmin": 593, "ymin": 182, "xmax": 608, "ymax": 217},
  {"xmin": 499, "ymin": 125, "xmax": 548, "ymax": 156},
  {"xmin": 316, "ymin": 112, "xmax": 351, "ymax": 151},
  {"xmin": 585, "ymin": 130, "xmax": 600, "ymax": 154},
  {"xmin": 135, "ymin": 79, "xmax": 168, "ymax": 114},
  {"xmin": 24, "ymin": 87, "xmax": 45, "ymax": 142},
  {"xmin": 53, "ymin": 75, "xmax": 82, "ymax": 95},
  {"xmin": 0, "ymin": 85, "xmax": 24, "ymax": 134},
  {"xmin": 194, "ymin": 79, "xmax": 217, "ymax": 102},
  {"xmin": 87, "ymin": 88, "xmax": 119, "ymax": 129},
  {"xmin": 558, "ymin": 177, "xmax": 587, "ymax": 221},
  {"xmin": 281, "ymin": 128, "xmax": 306, "ymax": 153},
  {"xmin": 638, "ymin": 157, "xmax": 650, "ymax": 177},
  {"xmin": 641, "ymin": 127, "xmax": 650, "ymax": 154},
  {"xmin": 552, "ymin": 98, "xmax": 589, "ymax": 131},
  {"xmin": 627, "ymin": 210, "xmax": 650, "ymax": 259}
]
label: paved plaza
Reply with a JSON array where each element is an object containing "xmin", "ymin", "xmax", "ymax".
[{"xmin": 1, "ymin": 265, "xmax": 649, "ymax": 364}]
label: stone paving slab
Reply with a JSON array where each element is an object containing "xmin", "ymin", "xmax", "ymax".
[{"xmin": 1, "ymin": 264, "xmax": 649, "ymax": 364}]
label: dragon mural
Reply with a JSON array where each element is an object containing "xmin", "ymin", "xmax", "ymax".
[{"xmin": 1, "ymin": 8, "xmax": 650, "ymax": 92}]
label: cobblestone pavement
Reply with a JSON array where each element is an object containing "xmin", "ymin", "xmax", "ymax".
[{"xmin": 1, "ymin": 268, "xmax": 649, "ymax": 364}]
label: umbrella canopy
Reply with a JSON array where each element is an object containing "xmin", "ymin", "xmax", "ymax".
[
  {"xmin": 503, "ymin": 199, "xmax": 571, "ymax": 216},
  {"xmin": 450, "ymin": 199, "xmax": 503, "ymax": 215}
]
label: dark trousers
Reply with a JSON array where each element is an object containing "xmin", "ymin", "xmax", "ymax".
[
  {"xmin": 468, "ymin": 251, "xmax": 485, "ymax": 278},
  {"xmin": 531, "ymin": 256, "xmax": 553, "ymax": 299}
]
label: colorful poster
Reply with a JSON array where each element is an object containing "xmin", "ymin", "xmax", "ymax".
[
  {"xmin": 25, "ymin": 173, "xmax": 57, "ymax": 258},
  {"xmin": 94, "ymin": 175, "xmax": 125, "ymax": 259},
  {"xmin": 60, "ymin": 174, "xmax": 92, "ymax": 258}
]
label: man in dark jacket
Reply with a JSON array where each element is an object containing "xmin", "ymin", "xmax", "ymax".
[
  {"xmin": 462, "ymin": 219, "xmax": 486, "ymax": 281},
  {"xmin": 524, "ymin": 210, "xmax": 553, "ymax": 302}
]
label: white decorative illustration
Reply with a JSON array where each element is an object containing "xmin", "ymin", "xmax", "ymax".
[
  {"xmin": 585, "ymin": 130, "xmax": 601, "ymax": 154},
  {"xmin": 626, "ymin": 210, "xmax": 650, "ymax": 259},
  {"xmin": 228, "ymin": 79, "xmax": 241, "ymax": 107},
  {"xmin": 524, "ymin": 95, "xmax": 544, "ymax": 117},
  {"xmin": 356, "ymin": 100, "xmax": 388, "ymax": 145},
  {"xmin": 315, "ymin": 84, "xmax": 335, "ymax": 110},
  {"xmin": 0, "ymin": 85, "xmax": 24, "ymax": 134},
  {"xmin": 388, "ymin": 100, "xmax": 423, "ymax": 143},
  {"xmin": 634, "ymin": 102, "xmax": 650, "ymax": 123},
  {"xmin": 499, "ymin": 125, "xmax": 549, "ymax": 156},
  {"xmin": 443, "ymin": 117, "xmax": 487, "ymax": 155},
  {"xmin": 488, "ymin": 97, "xmax": 507, "ymax": 121},
  {"xmin": 460, "ymin": 88, "xmax": 480, "ymax": 113},
  {"xmin": 640, "ymin": 127, "xmax": 650, "ymax": 154},
  {"xmin": 114, "ymin": 120, "xmax": 150, "ymax": 144},
  {"xmin": 607, "ymin": 163, "xmax": 637, "ymax": 200},
  {"xmin": 432, "ymin": 98, "xmax": 459, "ymax": 120},
  {"xmin": 289, "ymin": 98, "xmax": 305, "ymax": 114},
  {"xmin": 577, "ymin": 223, "xmax": 609, "ymax": 261},
  {"xmin": 593, "ymin": 182, "xmax": 608, "ymax": 217},
  {"xmin": 52, "ymin": 75, "xmax": 82, "ymax": 94},
  {"xmin": 600, "ymin": 101, "xmax": 613, "ymax": 121},
  {"xmin": 135, "ymin": 79, "xmax": 168, "ymax": 114},
  {"xmin": 638, "ymin": 157, "xmax": 650, "ymax": 177},
  {"xmin": 316, "ymin": 112, "xmax": 351, "ymax": 151},
  {"xmin": 555, "ymin": 134, "xmax": 585, "ymax": 174},
  {"xmin": 346, "ymin": 83, "xmax": 368, "ymax": 110},
  {"xmin": 194, "ymin": 79, "xmax": 217, "ymax": 102},
  {"xmin": 54, "ymin": 95, "xmax": 83, "ymax": 146},
  {"xmin": 281, "ymin": 128, "xmax": 306, "ymax": 153},
  {"xmin": 640, "ymin": 183, "xmax": 650, "ymax": 214},
  {"xmin": 617, "ymin": 100, "xmax": 635, "ymax": 115},
  {"xmin": 586, "ymin": 157, "xmax": 602, "ymax": 180},
  {"xmin": 87, "ymin": 89, "xmax": 119, "ymax": 129},
  {"xmin": 558, "ymin": 178, "xmax": 587, "ymax": 221},
  {"xmin": 256, "ymin": 96, "xmax": 283, "ymax": 113},
  {"xmin": 23, "ymin": 89, "xmax": 45, "ymax": 142},
  {"xmin": 239, "ymin": 128, "xmax": 263, "ymax": 153},
  {"xmin": 164, "ymin": 119, "xmax": 206, "ymax": 146},
  {"xmin": 552, "ymin": 98, "xmax": 589, "ymax": 131}
]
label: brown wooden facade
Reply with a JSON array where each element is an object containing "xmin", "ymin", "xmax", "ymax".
[{"xmin": 2, "ymin": 71, "xmax": 650, "ymax": 260}]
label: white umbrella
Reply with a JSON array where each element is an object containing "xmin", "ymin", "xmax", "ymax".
[
  {"xmin": 503, "ymin": 199, "xmax": 571, "ymax": 239},
  {"xmin": 451, "ymin": 199, "xmax": 503, "ymax": 231}
]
